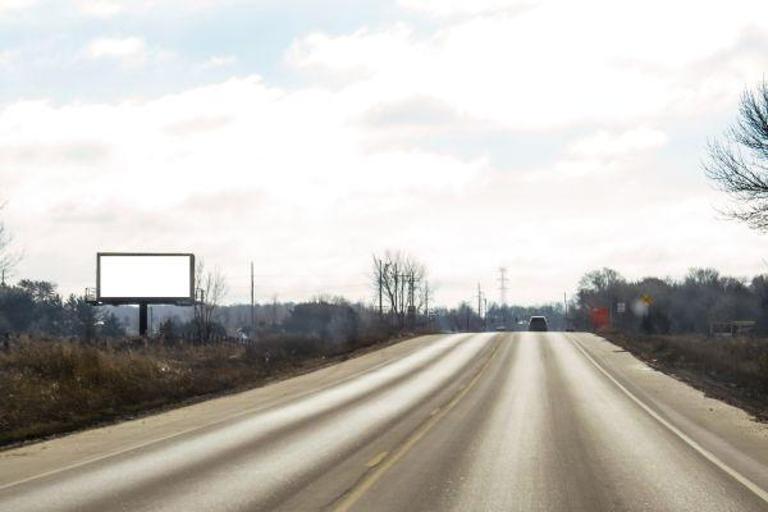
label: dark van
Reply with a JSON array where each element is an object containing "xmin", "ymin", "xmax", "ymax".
[{"xmin": 528, "ymin": 316, "xmax": 548, "ymax": 332}]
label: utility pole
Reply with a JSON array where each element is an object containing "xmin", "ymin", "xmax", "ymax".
[
  {"xmin": 564, "ymin": 291, "xmax": 568, "ymax": 330},
  {"xmin": 465, "ymin": 303, "xmax": 470, "ymax": 331},
  {"xmin": 195, "ymin": 288, "xmax": 205, "ymax": 341},
  {"xmin": 409, "ymin": 272, "xmax": 415, "ymax": 310},
  {"xmin": 378, "ymin": 262, "xmax": 383, "ymax": 317},
  {"xmin": 424, "ymin": 281, "xmax": 430, "ymax": 318},
  {"xmin": 400, "ymin": 273, "xmax": 406, "ymax": 324},
  {"xmin": 250, "ymin": 262, "xmax": 255, "ymax": 337},
  {"xmin": 271, "ymin": 294, "xmax": 278, "ymax": 328},
  {"xmin": 139, "ymin": 303, "xmax": 148, "ymax": 337},
  {"xmin": 407, "ymin": 271, "xmax": 415, "ymax": 328}
]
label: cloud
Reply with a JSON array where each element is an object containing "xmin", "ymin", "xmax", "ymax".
[
  {"xmin": 287, "ymin": 25, "xmax": 420, "ymax": 79},
  {"xmin": 164, "ymin": 115, "xmax": 232, "ymax": 136},
  {"xmin": 362, "ymin": 96, "xmax": 460, "ymax": 129},
  {"xmin": 3, "ymin": 1, "xmax": 768, "ymax": 306},
  {"xmin": 567, "ymin": 128, "xmax": 669, "ymax": 160},
  {"xmin": 0, "ymin": 0, "xmax": 36, "ymax": 14},
  {"xmin": 74, "ymin": 0, "xmax": 123, "ymax": 17},
  {"xmin": 289, "ymin": 1, "xmax": 768, "ymax": 132},
  {"xmin": 0, "ymin": 77, "xmax": 489, "ymax": 303},
  {"xmin": 399, "ymin": 0, "xmax": 533, "ymax": 17},
  {"xmin": 86, "ymin": 36, "xmax": 147, "ymax": 65},
  {"xmin": 0, "ymin": 49, "xmax": 18, "ymax": 66},
  {"xmin": 201, "ymin": 55, "xmax": 238, "ymax": 69},
  {"xmin": 2, "ymin": 73, "xmax": 764, "ymax": 307},
  {"xmin": 0, "ymin": 141, "xmax": 110, "ymax": 165}
]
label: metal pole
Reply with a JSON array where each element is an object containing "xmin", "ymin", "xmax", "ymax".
[
  {"xmin": 139, "ymin": 303, "xmax": 148, "ymax": 337},
  {"xmin": 564, "ymin": 292, "xmax": 568, "ymax": 330},
  {"xmin": 378, "ymin": 264, "xmax": 383, "ymax": 316},
  {"xmin": 250, "ymin": 262, "xmax": 255, "ymax": 336}
]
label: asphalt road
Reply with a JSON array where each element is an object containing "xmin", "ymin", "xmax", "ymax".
[{"xmin": 1, "ymin": 332, "xmax": 768, "ymax": 511}]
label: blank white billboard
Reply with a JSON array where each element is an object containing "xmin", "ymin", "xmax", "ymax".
[{"xmin": 98, "ymin": 253, "xmax": 194, "ymax": 302}]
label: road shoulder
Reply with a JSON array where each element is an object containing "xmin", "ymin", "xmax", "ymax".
[
  {"xmin": 0, "ymin": 334, "xmax": 444, "ymax": 487},
  {"xmin": 569, "ymin": 332, "xmax": 768, "ymax": 494}
]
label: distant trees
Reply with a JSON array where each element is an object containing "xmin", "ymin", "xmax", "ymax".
[
  {"xmin": 372, "ymin": 251, "xmax": 429, "ymax": 328},
  {"xmin": 705, "ymin": 81, "xmax": 768, "ymax": 231},
  {"xmin": 573, "ymin": 267, "xmax": 766, "ymax": 335},
  {"xmin": 283, "ymin": 299, "xmax": 359, "ymax": 345},
  {"xmin": 0, "ymin": 280, "xmax": 125, "ymax": 339},
  {"xmin": 65, "ymin": 295, "xmax": 99, "ymax": 342}
]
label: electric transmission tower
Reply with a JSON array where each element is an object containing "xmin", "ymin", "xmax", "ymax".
[
  {"xmin": 498, "ymin": 267, "xmax": 508, "ymax": 306},
  {"xmin": 498, "ymin": 267, "xmax": 509, "ymax": 328}
]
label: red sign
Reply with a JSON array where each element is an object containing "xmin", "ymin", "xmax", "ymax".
[{"xmin": 590, "ymin": 308, "xmax": 610, "ymax": 329}]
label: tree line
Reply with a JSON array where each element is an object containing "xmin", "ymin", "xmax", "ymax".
[{"xmin": 571, "ymin": 267, "xmax": 768, "ymax": 335}]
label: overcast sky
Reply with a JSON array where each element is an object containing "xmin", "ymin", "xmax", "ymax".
[{"xmin": 2, "ymin": 0, "xmax": 768, "ymax": 307}]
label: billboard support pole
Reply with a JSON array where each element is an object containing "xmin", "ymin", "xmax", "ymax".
[{"xmin": 139, "ymin": 303, "xmax": 148, "ymax": 337}]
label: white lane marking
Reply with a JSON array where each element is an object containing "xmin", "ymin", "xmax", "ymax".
[{"xmin": 567, "ymin": 334, "xmax": 768, "ymax": 505}]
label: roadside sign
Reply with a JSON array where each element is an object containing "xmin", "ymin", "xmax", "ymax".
[
  {"xmin": 590, "ymin": 308, "xmax": 610, "ymax": 329},
  {"xmin": 617, "ymin": 302, "xmax": 626, "ymax": 313}
]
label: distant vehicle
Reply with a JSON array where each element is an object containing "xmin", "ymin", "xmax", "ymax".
[
  {"xmin": 528, "ymin": 316, "xmax": 548, "ymax": 332},
  {"xmin": 494, "ymin": 325, "xmax": 507, "ymax": 331}
]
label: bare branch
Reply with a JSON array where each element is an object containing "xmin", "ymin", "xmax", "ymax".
[
  {"xmin": 704, "ymin": 81, "xmax": 768, "ymax": 231},
  {"xmin": 0, "ymin": 202, "xmax": 20, "ymax": 281}
]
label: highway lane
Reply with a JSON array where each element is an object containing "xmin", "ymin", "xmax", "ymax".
[{"xmin": 1, "ymin": 332, "xmax": 767, "ymax": 511}]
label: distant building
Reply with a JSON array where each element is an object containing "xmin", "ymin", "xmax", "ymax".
[{"xmin": 709, "ymin": 321, "xmax": 755, "ymax": 337}]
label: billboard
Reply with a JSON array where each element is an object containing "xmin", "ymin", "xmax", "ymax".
[{"xmin": 97, "ymin": 253, "xmax": 195, "ymax": 304}]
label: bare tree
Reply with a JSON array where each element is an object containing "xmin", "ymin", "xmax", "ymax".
[
  {"xmin": 705, "ymin": 81, "xmax": 768, "ymax": 231},
  {"xmin": 0, "ymin": 203, "xmax": 18, "ymax": 284},
  {"xmin": 193, "ymin": 259, "xmax": 228, "ymax": 342},
  {"xmin": 372, "ymin": 251, "xmax": 427, "ymax": 327}
]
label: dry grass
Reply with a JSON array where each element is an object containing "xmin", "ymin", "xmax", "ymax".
[
  {"xmin": 603, "ymin": 330, "xmax": 768, "ymax": 420},
  {"xmin": 0, "ymin": 329, "xmax": 407, "ymax": 447}
]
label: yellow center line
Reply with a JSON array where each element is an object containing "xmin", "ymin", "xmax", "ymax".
[
  {"xmin": 365, "ymin": 451, "xmax": 389, "ymax": 468},
  {"xmin": 332, "ymin": 337, "xmax": 502, "ymax": 512}
]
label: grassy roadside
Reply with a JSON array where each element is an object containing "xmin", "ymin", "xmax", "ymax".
[
  {"xmin": 599, "ymin": 329, "xmax": 768, "ymax": 421},
  {"xmin": 0, "ymin": 332, "xmax": 422, "ymax": 448}
]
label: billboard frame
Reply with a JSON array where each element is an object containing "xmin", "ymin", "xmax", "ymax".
[{"xmin": 96, "ymin": 252, "xmax": 196, "ymax": 306}]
